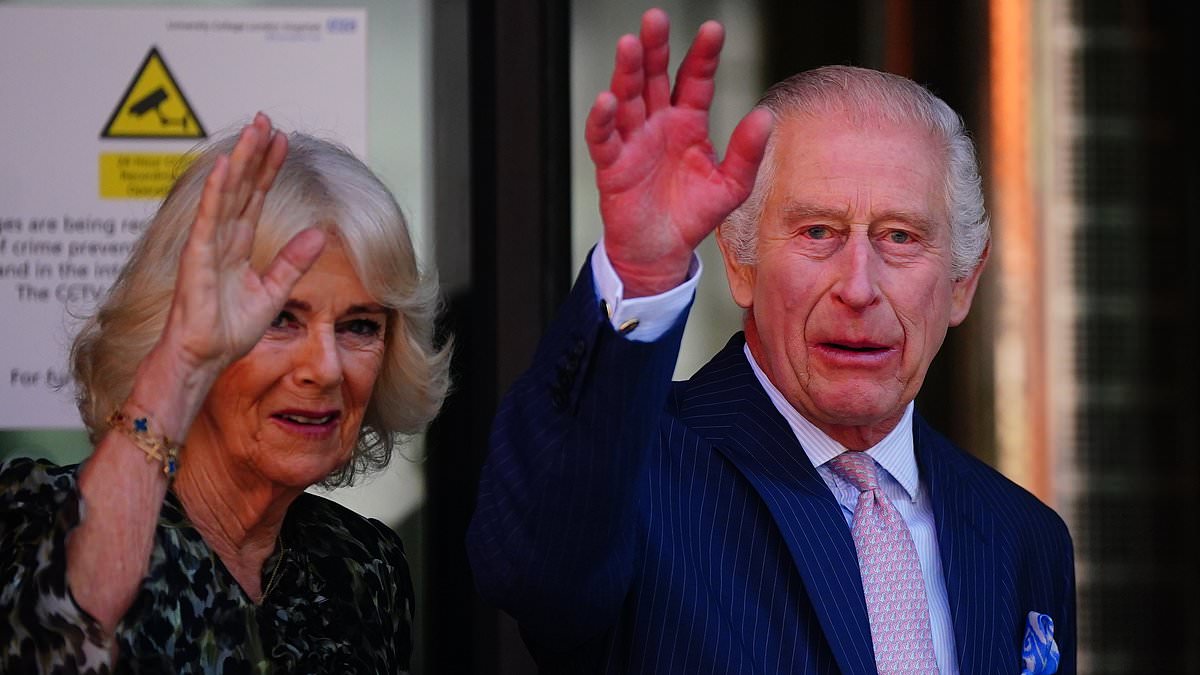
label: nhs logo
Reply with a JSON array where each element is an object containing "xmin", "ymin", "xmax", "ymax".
[{"xmin": 326, "ymin": 16, "xmax": 357, "ymax": 34}]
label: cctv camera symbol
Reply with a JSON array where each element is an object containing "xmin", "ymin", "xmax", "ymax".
[
  {"xmin": 129, "ymin": 88, "xmax": 167, "ymax": 115},
  {"xmin": 128, "ymin": 87, "xmax": 191, "ymax": 131}
]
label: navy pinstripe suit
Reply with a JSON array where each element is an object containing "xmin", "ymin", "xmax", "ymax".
[{"xmin": 468, "ymin": 267, "xmax": 1076, "ymax": 674}]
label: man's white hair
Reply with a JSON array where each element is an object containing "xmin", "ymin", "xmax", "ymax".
[{"xmin": 721, "ymin": 65, "xmax": 989, "ymax": 279}]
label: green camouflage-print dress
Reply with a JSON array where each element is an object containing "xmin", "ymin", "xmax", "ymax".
[{"xmin": 0, "ymin": 457, "xmax": 414, "ymax": 674}]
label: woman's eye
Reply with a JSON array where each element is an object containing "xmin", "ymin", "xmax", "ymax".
[
  {"xmin": 270, "ymin": 311, "xmax": 297, "ymax": 329},
  {"xmin": 340, "ymin": 318, "xmax": 383, "ymax": 337}
]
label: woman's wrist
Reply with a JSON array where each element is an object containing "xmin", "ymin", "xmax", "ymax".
[
  {"xmin": 106, "ymin": 404, "xmax": 183, "ymax": 478},
  {"xmin": 126, "ymin": 335, "xmax": 223, "ymax": 443}
]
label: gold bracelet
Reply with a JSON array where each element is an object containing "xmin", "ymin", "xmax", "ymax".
[{"xmin": 107, "ymin": 407, "xmax": 182, "ymax": 477}]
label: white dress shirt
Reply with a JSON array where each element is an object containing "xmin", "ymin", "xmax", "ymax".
[{"xmin": 591, "ymin": 243, "xmax": 959, "ymax": 673}]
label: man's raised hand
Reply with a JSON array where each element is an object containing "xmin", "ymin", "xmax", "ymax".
[{"xmin": 586, "ymin": 8, "xmax": 772, "ymax": 297}]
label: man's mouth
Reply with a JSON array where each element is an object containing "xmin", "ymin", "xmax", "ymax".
[{"xmin": 822, "ymin": 342, "xmax": 890, "ymax": 353}]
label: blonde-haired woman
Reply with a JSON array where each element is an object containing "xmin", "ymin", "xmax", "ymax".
[{"xmin": 0, "ymin": 113, "xmax": 448, "ymax": 673}]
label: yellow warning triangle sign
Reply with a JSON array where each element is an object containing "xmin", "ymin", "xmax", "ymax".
[{"xmin": 101, "ymin": 47, "xmax": 206, "ymax": 139}]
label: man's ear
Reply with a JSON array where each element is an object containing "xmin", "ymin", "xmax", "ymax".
[
  {"xmin": 949, "ymin": 239, "xmax": 990, "ymax": 326},
  {"xmin": 715, "ymin": 226, "xmax": 756, "ymax": 309}
]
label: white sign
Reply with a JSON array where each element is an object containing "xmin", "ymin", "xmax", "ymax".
[{"xmin": 0, "ymin": 7, "xmax": 368, "ymax": 427}]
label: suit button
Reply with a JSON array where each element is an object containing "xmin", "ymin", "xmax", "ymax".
[{"xmin": 570, "ymin": 340, "xmax": 586, "ymax": 358}]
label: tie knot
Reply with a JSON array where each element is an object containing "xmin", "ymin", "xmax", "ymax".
[{"xmin": 829, "ymin": 451, "xmax": 880, "ymax": 492}]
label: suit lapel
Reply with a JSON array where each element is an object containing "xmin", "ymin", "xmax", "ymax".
[
  {"xmin": 679, "ymin": 340, "xmax": 1019, "ymax": 673},
  {"xmin": 915, "ymin": 416, "xmax": 1013, "ymax": 673},
  {"xmin": 679, "ymin": 336, "xmax": 877, "ymax": 675}
]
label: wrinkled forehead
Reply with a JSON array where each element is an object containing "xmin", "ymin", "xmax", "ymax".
[
  {"xmin": 763, "ymin": 114, "xmax": 951, "ymax": 224},
  {"xmin": 770, "ymin": 107, "xmax": 948, "ymax": 168}
]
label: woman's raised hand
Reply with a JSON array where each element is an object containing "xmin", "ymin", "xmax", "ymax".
[
  {"xmin": 586, "ymin": 9, "xmax": 772, "ymax": 297},
  {"xmin": 164, "ymin": 113, "xmax": 326, "ymax": 378}
]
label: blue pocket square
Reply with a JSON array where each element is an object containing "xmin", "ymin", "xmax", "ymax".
[{"xmin": 1020, "ymin": 611, "xmax": 1060, "ymax": 675}]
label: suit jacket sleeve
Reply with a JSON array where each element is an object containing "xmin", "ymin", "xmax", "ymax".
[
  {"xmin": 467, "ymin": 257, "xmax": 690, "ymax": 647},
  {"xmin": 1053, "ymin": 515, "xmax": 1077, "ymax": 675}
]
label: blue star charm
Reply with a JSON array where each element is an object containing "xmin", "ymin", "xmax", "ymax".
[{"xmin": 134, "ymin": 417, "xmax": 149, "ymax": 433}]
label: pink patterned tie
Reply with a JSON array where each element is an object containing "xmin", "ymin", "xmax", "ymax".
[{"xmin": 830, "ymin": 451, "xmax": 939, "ymax": 674}]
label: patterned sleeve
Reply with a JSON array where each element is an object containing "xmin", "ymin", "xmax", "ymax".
[
  {"xmin": 368, "ymin": 517, "xmax": 414, "ymax": 675},
  {"xmin": 0, "ymin": 457, "xmax": 115, "ymax": 674}
]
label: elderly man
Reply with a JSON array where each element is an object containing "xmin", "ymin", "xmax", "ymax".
[{"xmin": 468, "ymin": 9, "xmax": 1075, "ymax": 675}]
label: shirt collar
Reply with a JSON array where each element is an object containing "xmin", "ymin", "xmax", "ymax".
[{"xmin": 743, "ymin": 344, "xmax": 920, "ymax": 502}]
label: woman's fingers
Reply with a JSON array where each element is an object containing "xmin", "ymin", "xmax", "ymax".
[
  {"xmin": 227, "ymin": 194, "xmax": 262, "ymax": 263},
  {"xmin": 230, "ymin": 139, "xmax": 285, "ymax": 264},
  {"xmin": 252, "ymin": 130, "xmax": 289, "ymax": 197},
  {"xmin": 260, "ymin": 228, "xmax": 327, "ymax": 305},
  {"xmin": 217, "ymin": 114, "xmax": 275, "ymax": 223},
  {"xmin": 191, "ymin": 154, "xmax": 229, "ymax": 253},
  {"xmin": 236, "ymin": 113, "xmax": 275, "ymax": 201},
  {"xmin": 193, "ymin": 114, "xmax": 288, "ymax": 264},
  {"xmin": 218, "ymin": 126, "xmax": 261, "ymax": 223}
]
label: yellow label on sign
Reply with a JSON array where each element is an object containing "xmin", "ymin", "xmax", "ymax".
[
  {"xmin": 101, "ymin": 47, "xmax": 206, "ymax": 139},
  {"xmin": 99, "ymin": 153, "xmax": 194, "ymax": 199}
]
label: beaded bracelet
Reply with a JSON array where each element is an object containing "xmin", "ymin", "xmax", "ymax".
[{"xmin": 107, "ymin": 408, "xmax": 182, "ymax": 477}]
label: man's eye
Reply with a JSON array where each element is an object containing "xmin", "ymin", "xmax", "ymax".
[
  {"xmin": 887, "ymin": 230, "xmax": 911, "ymax": 244},
  {"xmin": 270, "ymin": 311, "xmax": 297, "ymax": 329},
  {"xmin": 805, "ymin": 226, "xmax": 831, "ymax": 240},
  {"xmin": 341, "ymin": 318, "xmax": 383, "ymax": 337}
]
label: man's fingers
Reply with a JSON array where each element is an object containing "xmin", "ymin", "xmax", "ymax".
[
  {"xmin": 260, "ymin": 228, "xmax": 327, "ymax": 304},
  {"xmin": 610, "ymin": 34, "xmax": 647, "ymax": 138},
  {"xmin": 719, "ymin": 107, "xmax": 774, "ymax": 199},
  {"xmin": 640, "ymin": 9, "xmax": 671, "ymax": 115},
  {"xmin": 585, "ymin": 92, "xmax": 622, "ymax": 169},
  {"xmin": 671, "ymin": 20, "xmax": 724, "ymax": 111}
]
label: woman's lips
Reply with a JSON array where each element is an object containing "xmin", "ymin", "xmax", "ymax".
[{"xmin": 270, "ymin": 409, "xmax": 342, "ymax": 438}]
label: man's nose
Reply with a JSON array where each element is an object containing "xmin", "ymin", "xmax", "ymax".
[
  {"xmin": 830, "ymin": 233, "xmax": 882, "ymax": 310},
  {"xmin": 293, "ymin": 329, "xmax": 344, "ymax": 388}
]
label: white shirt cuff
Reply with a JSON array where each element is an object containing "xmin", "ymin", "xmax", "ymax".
[{"xmin": 590, "ymin": 238, "xmax": 701, "ymax": 342}]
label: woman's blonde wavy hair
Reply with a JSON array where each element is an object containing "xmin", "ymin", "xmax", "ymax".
[{"xmin": 71, "ymin": 131, "xmax": 451, "ymax": 487}]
